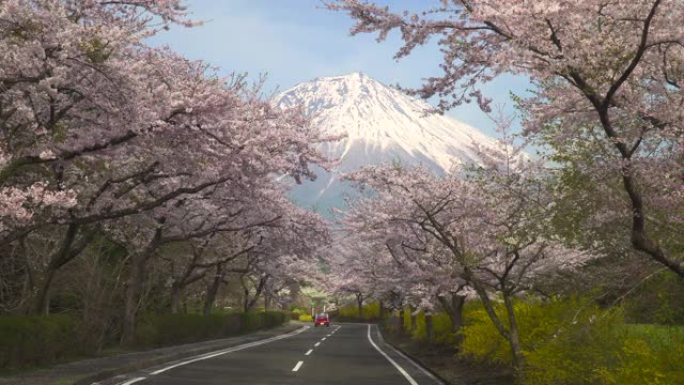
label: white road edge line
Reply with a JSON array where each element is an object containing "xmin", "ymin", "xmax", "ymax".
[
  {"xmin": 119, "ymin": 377, "xmax": 146, "ymax": 385},
  {"xmin": 367, "ymin": 324, "xmax": 419, "ymax": 385},
  {"xmin": 305, "ymin": 349, "xmax": 313, "ymax": 355},
  {"xmin": 314, "ymin": 342, "xmax": 321, "ymax": 347},
  {"xmin": 148, "ymin": 326, "xmax": 309, "ymax": 375},
  {"xmin": 376, "ymin": 328, "xmax": 444, "ymax": 385},
  {"xmin": 292, "ymin": 360, "xmax": 304, "ymax": 372}
]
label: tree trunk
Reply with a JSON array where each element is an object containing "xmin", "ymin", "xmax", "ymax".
[
  {"xmin": 503, "ymin": 293, "xmax": 525, "ymax": 374},
  {"xmin": 466, "ymin": 272, "xmax": 527, "ymax": 375},
  {"xmin": 592, "ymin": 101, "xmax": 683, "ymax": 278},
  {"xmin": 33, "ymin": 224, "xmax": 79, "ymax": 314},
  {"xmin": 170, "ymin": 282, "xmax": 182, "ymax": 314},
  {"xmin": 122, "ymin": 251, "xmax": 146, "ymax": 345},
  {"xmin": 379, "ymin": 300, "xmax": 385, "ymax": 320},
  {"xmin": 438, "ymin": 293, "xmax": 466, "ymax": 342},
  {"xmin": 170, "ymin": 272, "xmax": 205, "ymax": 314},
  {"xmin": 475, "ymin": 286, "xmax": 524, "ymax": 374},
  {"xmin": 121, "ymin": 228, "xmax": 161, "ymax": 345},
  {"xmin": 203, "ymin": 264, "xmax": 224, "ymax": 316},
  {"xmin": 33, "ymin": 224, "xmax": 99, "ymax": 315},
  {"xmin": 467, "ymin": 273, "xmax": 510, "ymax": 339},
  {"xmin": 398, "ymin": 307, "xmax": 405, "ymax": 333},
  {"xmin": 34, "ymin": 268, "xmax": 58, "ymax": 315},
  {"xmin": 18, "ymin": 236, "xmax": 35, "ymax": 314},
  {"xmin": 264, "ymin": 293, "xmax": 271, "ymax": 311},
  {"xmin": 409, "ymin": 305, "xmax": 417, "ymax": 332},
  {"xmin": 451, "ymin": 295, "xmax": 465, "ymax": 333},
  {"xmin": 356, "ymin": 293, "xmax": 363, "ymax": 319},
  {"xmin": 425, "ymin": 312, "xmax": 434, "ymax": 341},
  {"xmin": 242, "ymin": 275, "xmax": 267, "ymax": 312}
]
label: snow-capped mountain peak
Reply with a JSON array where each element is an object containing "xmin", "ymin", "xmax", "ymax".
[
  {"xmin": 275, "ymin": 72, "xmax": 498, "ymax": 173},
  {"xmin": 274, "ymin": 73, "xmax": 500, "ymax": 212}
]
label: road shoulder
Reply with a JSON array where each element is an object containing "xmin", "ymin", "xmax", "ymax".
[
  {"xmin": 372, "ymin": 324, "xmax": 445, "ymax": 385},
  {"xmin": 378, "ymin": 327, "xmax": 514, "ymax": 385}
]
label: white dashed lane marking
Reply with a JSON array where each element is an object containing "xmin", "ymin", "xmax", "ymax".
[
  {"xmin": 292, "ymin": 361, "xmax": 304, "ymax": 372},
  {"xmin": 147, "ymin": 326, "xmax": 309, "ymax": 376}
]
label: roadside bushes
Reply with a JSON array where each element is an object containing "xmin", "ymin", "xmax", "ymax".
[
  {"xmin": 459, "ymin": 298, "xmax": 597, "ymax": 366},
  {"xmin": 133, "ymin": 311, "xmax": 288, "ymax": 347},
  {"xmin": 384, "ymin": 298, "xmax": 684, "ymax": 385},
  {"xmin": 459, "ymin": 298, "xmax": 684, "ymax": 385},
  {"xmin": 240, "ymin": 311, "xmax": 287, "ymax": 331},
  {"xmin": 290, "ymin": 307, "xmax": 308, "ymax": 320},
  {"xmin": 336, "ymin": 302, "xmax": 381, "ymax": 322},
  {"xmin": 598, "ymin": 325, "xmax": 684, "ymax": 385},
  {"xmin": 624, "ymin": 271, "xmax": 684, "ymax": 325},
  {"xmin": 0, "ymin": 314, "xmax": 83, "ymax": 370},
  {"xmin": 403, "ymin": 311, "xmax": 457, "ymax": 345},
  {"xmin": 134, "ymin": 314, "xmax": 235, "ymax": 347},
  {"xmin": 0, "ymin": 311, "xmax": 288, "ymax": 370}
]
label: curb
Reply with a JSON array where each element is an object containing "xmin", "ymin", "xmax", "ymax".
[
  {"xmin": 375, "ymin": 327, "xmax": 449, "ymax": 385},
  {"xmin": 81, "ymin": 323, "xmax": 302, "ymax": 385}
]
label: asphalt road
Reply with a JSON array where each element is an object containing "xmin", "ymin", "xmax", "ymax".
[{"xmin": 112, "ymin": 323, "xmax": 442, "ymax": 385}]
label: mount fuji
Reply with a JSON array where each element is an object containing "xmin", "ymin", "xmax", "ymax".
[{"xmin": 274, "ymin": 72, "xmax": 500, "ymax": 214}]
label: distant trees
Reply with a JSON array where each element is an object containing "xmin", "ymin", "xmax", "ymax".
[{"xmin": 0, "ymin": 0, "xmax": 331, "ymax": 345}]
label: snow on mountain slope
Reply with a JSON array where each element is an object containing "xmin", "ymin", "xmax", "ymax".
[{"xmin": 274, "ymin": 72, "xmax": 500, "ymax": 213}]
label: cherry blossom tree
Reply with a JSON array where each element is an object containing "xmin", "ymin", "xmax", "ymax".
[
  {"xmin": 0, "ymin": 0, "xmax": 193, "ymax": 238},
  {"xmin": 1, "ymin": 2, "xmax": 336, "ymax": 348},
  {"xmin": 342, "ymin": 139, "xmax": 592, "ymax": 371},
  {"xmin": 332, "ymin": 193, "xmax": 468, "ymax": 331},
  {"xmin": 329, "ymin": 0, "xmax": 684, "ymax": 277}
]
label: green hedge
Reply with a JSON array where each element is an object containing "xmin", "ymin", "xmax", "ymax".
[
  {"xmin": 0, "ymin": 311, "xmax": 288, "ymax": 370},
  {"xmin": 624, "ymin": 270, "xmax": 684, "ymax": 325},
  {"xmin": 0, "ymin": 314, "xmax": 83, "ymax": 369},
  {"xmin": 133, "ymin": 311, "xmax": 287, "ymax": 347}
]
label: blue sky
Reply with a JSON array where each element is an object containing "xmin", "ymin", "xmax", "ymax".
[{"xmin": 151, "ymin": 0, "xmax": 531, "ymax": 137}]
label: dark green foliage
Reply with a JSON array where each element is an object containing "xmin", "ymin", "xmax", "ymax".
[
  {"xmin": 133, "ymin": 311, "xmax": 287, "ymax": 348},
  {"xmin": 624, "ymin": 271, "xmax": 684, "ymax": 325},
  {"xmin": 0, "ymin": 314, "xmax": 82, "ymax": 370},
  {"xmin": 0, "ymin": 311, "xmax": 287, "ymax": 370}
]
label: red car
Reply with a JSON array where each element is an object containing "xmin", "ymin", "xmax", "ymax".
[{"xmin": 314, "ymin": 313, "xmax": 330, "ymax": 327}]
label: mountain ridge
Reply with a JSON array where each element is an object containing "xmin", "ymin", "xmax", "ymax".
[{"xmin": 274, "ymin": 72, "xmax": 501, "ymax": 213}]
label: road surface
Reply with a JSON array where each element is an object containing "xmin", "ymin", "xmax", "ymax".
[{"xmin": 112, "ymin": 323, "xmax": 442, "ymax": 385}]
